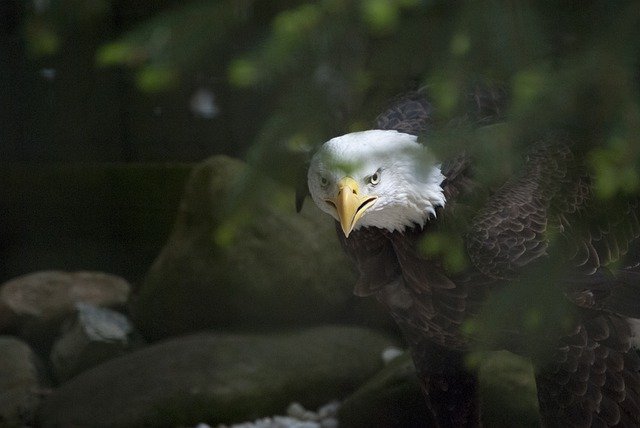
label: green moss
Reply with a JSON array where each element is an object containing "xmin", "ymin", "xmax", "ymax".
[
  {"xmin": 39, "ymin": 326, "xmax": 396, "ymax": 427},
  {"xmin": 477, "ymin": 351, "xmax": 540, "ymax": 427},
  {"xmin": 339, "ymin": 354, "xmax": 431, "ymax": 428}
]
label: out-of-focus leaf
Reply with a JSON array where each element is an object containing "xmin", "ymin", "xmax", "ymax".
[
  {"xmin": 512, "ymin": 67, "xmax": 548, "ymax": 109},
  {"xmin": 95, "ymin": 1, "xmax": 252, "ymax": 91},
  {"xmin": 273, "ymin": 3, "xmax": 322, "ymax": 39},
  {"xmin": 420, "ymin": 231, "xmax": 468, "ymax": 273},
  {"xmin": 25, "ymin": 19, "xmax": 61, "ymax": 56},
  {"xmin": 360, "ymin": 0, "xmax": 400, "ymax": 34},
  {"xmin": 96, "ymin": 42, "xmax": 146, "ymax": 66},
  {"xmin": 428, "ymin": 75, "xmax": 460, "ymax": 119},
  {"xmin": 450, "ymin": 32, "xmax": 470, "ymax": 57},
  {"xmin": 228, "ymin": 58, "xmax": 260, "ymax": 88},
  {"xmin": 589, "ymin": 134, "xmax": 640, "ymax": 198},
  {"xmin": 136, "ymin": 66, "xmax": 179, "ymax": 92},
  {"xmin": 228, "ymin": 2, "xmax": 328, "ymax": 88}
]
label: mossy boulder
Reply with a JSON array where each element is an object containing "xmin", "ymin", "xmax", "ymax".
[
  {"xmin": 132, "ymin": 155, "xmax": 390, "ymax": 340},
  {"xmin": 38, "ymin": 325, "xmax": 396, "ymax": 427},
  {"xmin": 338, "ymin": 353, "xmax": 431, "ymax": 428},
  {"xmin": 475, "ymin": 350, "xmax": 540, "ymax": 427},
  {"xmin": 50, "ymin": 303, "xmax": 143, "ymax": 382},
  {"xmin": 0, "ymin": 271, "xmax": 131, "ymax": 353},
  {"xmin": 0, "ymin": 337, "xmax": 49, "ymax": 427},
  {"xmin": 339, "ymin": 350, "xmax": 541, "ymax": 427}
]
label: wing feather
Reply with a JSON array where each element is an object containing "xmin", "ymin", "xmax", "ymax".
[
  {"xmin": 374, "ymin": 89, "xmax": 434, "ymax": 135},
  {"xmin": 466, "ymin": 140, "xmax": 640, "ymax": 293},
  {"xmin": 536, "ymin": 314, "xmax": 640, "ymax": 427},
  {"xmin": 466, "ymin": 142, "xmax": 570, "ymax": 279}
]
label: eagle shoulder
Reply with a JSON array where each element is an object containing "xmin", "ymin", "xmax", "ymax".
[
  {"xmin": 465, "ymin": 142, "xmax": 578, "ymax": 279},
  {"xmin": 464, "ymin": 140, "xmax": 640, "ymax": 317},
  {"xmin": 374, "ymin": 89, "xmax": 434, "ymax": 136}
]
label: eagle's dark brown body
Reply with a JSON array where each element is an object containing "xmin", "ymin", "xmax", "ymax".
[{"xmin": 332, "ymin": 90, "xmax": 640, "ymax": 427}]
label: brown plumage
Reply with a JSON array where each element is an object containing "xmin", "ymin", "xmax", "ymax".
[{"xmin": 301, "ymin": 88, "xmax": 640, "ymax": 427}]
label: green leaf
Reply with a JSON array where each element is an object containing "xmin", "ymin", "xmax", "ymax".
[
  {"xmin": 512, "ymin": 67, "xmax": 548, "ymax": 108},
  {"xmin": 96, "ymin": 42, "xmax": 142, "ymax": 66},
  {"xmin": 25, "ymin": 20, "xmax": 60, "ymax": 57},
  {"xmin": 360, "ymin": 0, "xmax": 400, "ymax": 34},
  {"xmin": 228, "ymin": 59, "xmax": 260, "ymax": 88},
  {"xmin": 450, "ymin": 33, "xmax": 471, "ymax": 57},
  {"xmin": 135, "ymin": 66, "xmax": 178, "ymax": 92}
]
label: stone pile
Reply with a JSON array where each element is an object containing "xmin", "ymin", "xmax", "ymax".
[
  {"xmin": 0, "ymin": 270, "xmax": 137, "ymax": 426},
  {"xmin": 0, "ymin": 155, "xmax": 538, "ymax": 427},
  {"xmin": 0, "ymin": 156, "xmax": 412, "ymax": 427}
]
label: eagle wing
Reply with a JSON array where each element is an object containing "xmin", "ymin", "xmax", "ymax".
[
  {"xmin": 374, "ymin": 81, "xmax": 508, "ymax": 135},
  {"xmin": 466, "ymin": 141, "xmax": 640, "ymax": 311},
  {"xmin": 465, "ymin": 142, "xmax": 576, "ymax": 279},
  {"xmin": 374, "ymin": 89, "xmax": 434, "ymax": 135},
  {"xmin": 535, "ymin": 312, "xmax": 640, "ymax": 427},
  {"xmin": 465, "ymin": 140, "xmax": 640, "ymax": 427}
]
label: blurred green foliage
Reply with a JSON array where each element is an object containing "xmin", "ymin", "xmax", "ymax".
[
  {"xmin": 16, "ymin": 0, "xmax": 640, "ymax": 312},
  {"xmin": 17, "ymin": 0, "xmax": 640, "ymax": 193},
  {"xmin": 18, "ymin": 0, "xmax": 640, "ymax": 317}
]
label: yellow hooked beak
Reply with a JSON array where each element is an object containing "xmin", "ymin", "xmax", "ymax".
[{"xmin": 325, "ymin": 177, "xmax": 378, "ymax": 238}]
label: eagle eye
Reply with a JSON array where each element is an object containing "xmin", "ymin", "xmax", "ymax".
[
  {"xmin": 320, "ymin": 176, "xmax": 329, "ymax": 188},
  {"xmin": 368, "ymin": 170, "xmax": 381, "ymax": 185}
]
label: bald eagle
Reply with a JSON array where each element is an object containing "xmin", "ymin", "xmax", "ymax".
[{"xmin": 298, "ymin": 89, "xmax": 640, "ymax": 427}]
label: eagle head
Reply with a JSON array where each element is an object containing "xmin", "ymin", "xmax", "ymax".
[{"xmin": 307, "ymin": 129, "xmax": 446, "ymax": 237}]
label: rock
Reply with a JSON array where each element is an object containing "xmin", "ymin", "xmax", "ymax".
[
  {"xmin": 213, "ymin": 401, "xmax": 341, "ymax": 428},
  {"xmin": 0, "ymin": 271, "xmax": 131, "ymax": 353},
  {"xmin": 338, "ymin": 352, "xmax": 432, "ymax": 428},
  {"xmin": 380, "ymin": 346, "xmax": 404, "ymax": 364},
  {"xmin": 339, "ymin": 350, "xmax": 541, "ymax": 427},
  {"xmin": 0, "ymin": 336, "xmax": 50, "ymax": 427},
  {"xmin": 133, "ymin": 155, "xmax": 390, "ymax": 340},
  {"xmin": 475, "ymin": 350, "xmax": 540, "ymax": 427},
  {"xmin": 39, "ymin": 325, "xmax": 396, "ymax": 427},
  {"xmin": 50, "ymin": 303, "xmax": 143, "ymax": 382}
]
